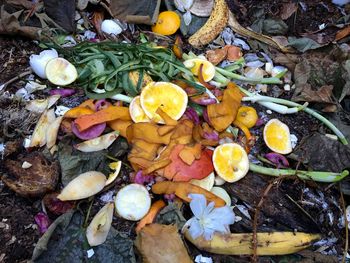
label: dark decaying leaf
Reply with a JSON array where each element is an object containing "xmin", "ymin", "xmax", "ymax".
[
  {"xmin": 340, "ymin": 59, "xmax": 350, "ymax": 102},
  {"xmin": 292, "ymin": 56, "xmax": 344, "ymax": 111},
  {"xmin": 289, "ymin": 133, "xmax": 350, "ymax": 173},
  {"xmin": 32, "ymin": 211, "xmax": 136, "ymax": 263},
  {"xmin": 57, "ymin": 141, "xmax": 110, "ymax": 186},
  {"xmin": 155, "ymin": 202, "xmax": 186, "ymax": 229},
  {"xmin": 135, "ymin": 224, "xmax": 192, "ymax": 263},
  {"xmin": 44, "ymin": 0, "xmax": 75, "ymax": 32},
  {"xmin": 279, "ymin": 2, "xmax": 297, "ymax": 20},
  {"xmin": 1, "ymin": 152, "xmax": 59, "ymax": 197},
  {"xmin": 287, "ymin": 37, "xmax": 322, "ymax": 53}
]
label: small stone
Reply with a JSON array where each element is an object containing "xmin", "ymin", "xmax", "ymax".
[
  {"xmin": 325, "ymin": 134, "xmax": 338, "ymax": 141},
  {"xmin": 266, "ymin": 110, "xmax": 272, "ymax": 114},
  {"xmin": 87, "ymin": 249, "xmax": 95, "ymax": 258},
  {"xmin": 22, "ymin": 161, "xmax": 32, "ymax": 169},
  {"xmin": 290, "ymin": 134, "xmax": 298, "ymax": 148},
  {"xmin": 283, "ymin": 84, "xmax": 291, "ymax": 91}
]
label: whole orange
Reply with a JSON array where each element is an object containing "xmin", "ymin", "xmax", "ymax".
[
  {"xmin": 152, "ymin": 11, "xmax": 181, "ymax": 36},
  {"xmin": 236, "ymin": 106, "xmax": 258, "ymax": 129}
]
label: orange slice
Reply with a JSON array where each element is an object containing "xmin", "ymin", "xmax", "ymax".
[
  {"xmin": 129, "ymin": 96, "xmax": 150, "ymax": 123},
  {"xmin": 263, "ymin": 119, "xmax": 292, "ymax": 154},
  {"xmin": 213, "ymin": 143, "xmax": 249, "ymax": 183},
  {"xmin": 140, "ymin": 82, "xmax": 188, "ymax": 123},
  {"xmin": 45, "ymin": 58, "xmax": 77, "ymax": 86},
  {"xmin": 183, "ymin": 58, "xmax": 215, "ymax": 82}
]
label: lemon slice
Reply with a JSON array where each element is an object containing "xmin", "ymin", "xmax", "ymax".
[
  {"xmin": 263, "ymin": 119, "xmax": 292, "ymax": 154},
  {"xmin": 211, "ymin": 187, "xmax": 231, "ymax": 206},
  {"xmin": 105, "ymin": 161, "xmax": 122, "ymax": 186},
  {"xmin": 190, "ymin": 172, "xmax": 215, "ymax": 191},
  {"xmin": 45, "ymin": 57, "xmax": 78, "ymax": 86},
  {"xmin": 115, "ymin": 184, "xmax": 151, "ymax": 221},
  {"xmin": 213, "ymin": 143, "xmax": 249, "ymax": 183},
  {"xmin": 129, "ymin": 96, "xmax": 151, "ymax": 123},
  {"xmin": 183, "ymin": 58, "xmax": 215, "ymax": 82},
  {"xmin": 140, "ymin": 82, "xmax": 188, "ymax": 123}
]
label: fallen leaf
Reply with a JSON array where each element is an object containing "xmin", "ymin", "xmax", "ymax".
[
  {"xmin": 336, "ymin": 25, "xmax": 350, "ymax": 41},
  {"xmin": 206, "ymin": 48, "xmax": 227, "ymax": 65},
  {"xmin": 280, "ymin": 2, "xmax": 297, "ymax": 20},
  {"xmin": 135, "ymin": 224, "xmax": 192, "ymax": 263},
  {"xmin": 290, "ymin": 133, "xmax": 350, "ymax": 173}
]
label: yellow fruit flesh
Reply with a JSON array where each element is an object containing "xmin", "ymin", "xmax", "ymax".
[
  {"xmin": 184, "ymin": 59, "xmax": 215, "ymax": 82},
  {"xmin": 236, "ymin": 106, "xmax": 258, "ymax": 129},
  {"xmin": 140, "ymin": 82, "xmax": 188, "ymax": 123},
  {"xmin": 46, "ymin": 58, "xmax": 77, "ymax": 86},
  {"xmin": 130, "ymin": 96, "xmax": 150, "ymax": 123},
  {"xmin": 213, "ymin": 143, "xmax": 248, "ymax": 182},
  {"xmin": 264, "ymin": 119, "xmax": 292, "ymax": 154}
]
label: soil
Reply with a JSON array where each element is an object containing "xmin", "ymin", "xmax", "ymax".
[{"xmin": 232, "ymin": 0, "xmax": 344, "ymax": 35}]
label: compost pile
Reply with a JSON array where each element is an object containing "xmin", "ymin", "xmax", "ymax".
[{"xmin": 0, "ymin": 0, "xmax": 350, "ymax": 262}]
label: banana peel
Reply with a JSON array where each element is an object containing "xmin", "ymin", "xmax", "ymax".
[
  {"xmin": 188, "ymin": 0, "xmax": 294, "ymax": 53},
  {"xmin": 184, "ymin": 230, "xmax": 321, "ymax": 255},
  {"xmin": 189, "ymin": 0, "xmax": 229, "ymax": 48}
]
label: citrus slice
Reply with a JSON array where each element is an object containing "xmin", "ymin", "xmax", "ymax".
[
  {"xmin": 213, "ymin": 143, "xmax": 249, "ymax": 183},
  {"xmin": 152, "ymin": 11, "xmax": 180, "ymax": 36},
  {"xmin": 45, "ymin": 57, "xmax": 78, "ymax": 86},
  {"xmin": 115, "ymin": 184, "xmax": 151, "ymax": 221},
  {"xmin": 211, "ymin": 187, "xmax": 231, "ymax": 206},
  {"xmin": 129, "ymin": 96, "xmax": 151, "ymax": 123},
  {"xmin": 183, "ymin": 58, "xmax": 215, "ymax": 82},
  {"xmin": 105, "ymin": 161, "xmax": 122, "ymax": 186},
  {"xmin": 236, "ymin": 106, "xmax": 258, "ymax": 129},
  {"xmin": 263, "ymin": 119, "xmax": 292, "ymax": 154},
  {"xmin": 140, "ymin": 82, "xmax": 188, "ymax": 123},
  {"xmin": 190, "ymin": 172, "xmax": 215, "ymax": 191}
]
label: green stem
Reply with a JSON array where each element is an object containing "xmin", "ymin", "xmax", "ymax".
[
  {"xmin": 110, "ymin": 93, "xmax": 133, "ymax": 103},
  {"xmin": 215, "ymin": 67, "xmax": 282, "ymax": 84},
  {"xmin": 249, "ymin": 163, "xmax": 349, "ymax": 183},
  {"xmin": 240, "ymin": 88, "xmax": 349, "ymax": 145}
]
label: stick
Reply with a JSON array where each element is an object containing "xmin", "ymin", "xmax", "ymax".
[{"xmin": 0, "ymin": 69, "xmax": 32, "ymax": 93}]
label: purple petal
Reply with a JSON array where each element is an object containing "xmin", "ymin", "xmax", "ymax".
[
  {"xmin": 265, "ymin": 152, "xmax": 289, "ymax": 168},
  {"xmin": 95, "ymin": 99, "xmax": 111, "ymax": 111},
  {"xmin": 132, "ymin": 170, "xmax": 155, "ymax": 185},
  {"xmin": 164, "ymin": 193, "xmax": 175, "ymax": 202},
  {"xmin": 71, "ymin": 122, "xmax": 106, "ymax": 140},
  {"xmin": 191, "ymin": 97, "xmax": 216, "ymax": 106},
  {"xmin": 184, "ymin": 108, "xmax": 200, "ymax": 125},
  {"xmin": 203, "ymin": 131, "xmax": 219, "ymax": 141},
  {"xmin": 203, "ymin": 108, "xmax": 211, "ymax": 125},
  {"xmin": 49, "ymin": 88, "xmax": 76, "ymax": 97},
  {"xmin": 34, "ymin": 212, "xmax": 51, "ymax": 234}
]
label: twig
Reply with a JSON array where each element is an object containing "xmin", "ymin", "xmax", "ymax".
[
  {"xmin": 339, "ymin": 186, "xmax": 348, "ymax": 263},
  {"xmin": 251, "ymin": 176, "xmax": 286, "ymax": 262},
  {"xmin": 0, "ymin": 68, "xmax": 32, "ymax": 93},
  {"xmin": 285, "ymin": 194, "xmax": 319, "ymax": 227}
]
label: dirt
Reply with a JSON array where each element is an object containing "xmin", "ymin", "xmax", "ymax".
[{"xmin": 232, "ymin": 0, "xmax": 344, "ymax": 35}]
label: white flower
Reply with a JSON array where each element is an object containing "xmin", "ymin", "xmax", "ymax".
[
  {"xmin": 29, "ymin": 49, "xmax": 58, "ymax": 79},
  {"xmin": 182, "ymin": 194, "xmax": 235, "ymax": 240}
]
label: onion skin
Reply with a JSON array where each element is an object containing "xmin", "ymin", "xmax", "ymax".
[
  {"xmin": 34, "ymin": 212, "xmax": 51, "ymax": 234},
  {"xmin": 71, "ymin": 122, "xmax": 106, "ymax": 140},
  {"xmin": 184, "ymin": 107, "xmax": 200, "ymax": 125},
  {"xmin": 95, "ymin": 99, "xmax": 111, "ymax": 111},
  {"xmin": 265, "ymin": 152, "xmax": 289, "ymax": 168},
  {"xmin": 49, "ymin": 88, "xmax": 76, "ymax": 97}
]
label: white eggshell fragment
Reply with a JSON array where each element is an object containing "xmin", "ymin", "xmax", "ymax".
[
  {"xmin": 86, "ymin": 203, "xmax": 114, "ymax": 246},
  {"xmin": 29, "ymin": 49, "xmax": 58, "ymax": 79},
  {"xmin": 211, "ymin": 187, "xmax": 231, "ymax": 206},
  {"xmin": 58, "ymin": 171, "xmax": 107, "ymax": 201},
  {"xmin": 101, "ymin": 20, "xmax": 122, "ymax": 35},
  {"xmin": 115, "ymin": 184, "xmax": 151, "ymax": 221}
]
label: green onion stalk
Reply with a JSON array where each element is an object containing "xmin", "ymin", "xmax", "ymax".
[
  {"xmin": 249, "ymin": 163, "xmax": 349, "ymax": 183},
  {"xmin": 240, "ymin": 88, "xmax": 348, "ymax": 145}
]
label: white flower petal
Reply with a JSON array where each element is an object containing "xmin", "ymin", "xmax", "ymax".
[
  {"xmin": 207, "ymin": 206, "xmax": 235, "ymax": 225},
  {"xmin": 174, "ymin": 0, "xmax": 186, "ymax": 12},
  {"xmin": 188, "ymin": 218, "xmax": 204, "ymax": 239},
  {"xmin": 189, "ymin": 194, "xmax": 207, "ymax": 218},
  {"xmin": 203, "ymin": 228, "xmax": 215, "ymax": 241},
  {"xmin": 203, "ymin": 201, "xmax": 215, "ymax": 216}
]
